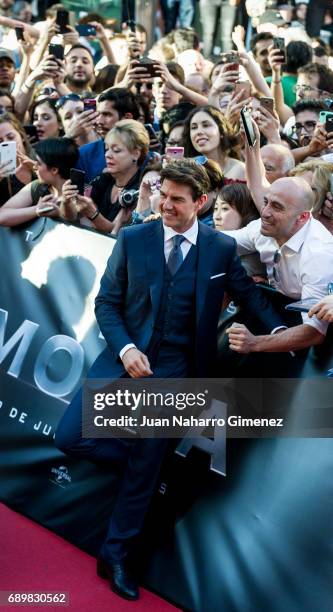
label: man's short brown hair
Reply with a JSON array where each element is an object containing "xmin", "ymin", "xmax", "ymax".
[{"xmin": 160, "ymin": 158, "xmax": 210, "ymax": 201}]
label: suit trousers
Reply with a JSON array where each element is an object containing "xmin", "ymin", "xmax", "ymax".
[{"xmin": 55, "ymin": 344, "xmax": 190, "ymax": 562}]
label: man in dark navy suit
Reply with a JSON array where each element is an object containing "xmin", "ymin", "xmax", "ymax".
[{"xmin": 55, "ymin": 159, "xmax": 284, "ymax": 601}]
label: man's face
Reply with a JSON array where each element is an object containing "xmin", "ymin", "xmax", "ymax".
[
  {"xmin": 296, "ymin": 73, "xmax": 322, "ymax": 100},
  {"xmin": 0, "ymin": 57, "xmax": 15, "ymax": 88},
  {"xmin": 153, "ymin": 80, "xmax": 181, "ymax": 116},
  {"xmin": 96, "ymin": 100, "xmax": 120, "ymax": 138},
  {"xmin": 261, "ymin": 148, "xmax": 287, "ymax": 184},
  {"xmin": 65, "ymin": 48, "xmax": 94, "ymax": 88},
  {"xmin": 160, "ymin": 179, "xmax": 205, "ymax": 233},
  {"xmin": 294, "ymin": 110, "xmax": 318, "ymax": 146},
  {"xmin": 260, "ymin": 180, "xmax": 305, "ymax": 243},
  {"xmin": 254, "ymin": 39, "xmax": 273, "ymax": 76}
]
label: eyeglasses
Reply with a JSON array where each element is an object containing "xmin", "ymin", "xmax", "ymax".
[
  {"xmin": 292, "ymin": 120, "xmax": 317, "ymax": 134},
  {"xmin": 293, "ymin": 84, "xmax": 327, "ymax": 97},
  {"xmin": 55, "ymin": 93, "xmax": 81, "ymax": 109},
  {"xmin": 272, "ymin": 249, "xmax": 281, "ymax": 283}
]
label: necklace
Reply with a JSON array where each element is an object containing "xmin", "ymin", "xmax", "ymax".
[{"xmin": 115, "ymin": 183, "xmax": 126, "ymax": 188}]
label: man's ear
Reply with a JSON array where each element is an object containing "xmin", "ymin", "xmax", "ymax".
[
  {"xmin": 123, "ymin": 112, "xmax": 133, "ymax": 119},
  {"xmin": 197, "ymin": 193, "xmax": 208, "ymax": 212}
]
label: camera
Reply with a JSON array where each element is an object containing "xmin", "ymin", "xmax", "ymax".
[{"xmin": 119, "ymin": 189, "xmax": 139, "ymax": 208}]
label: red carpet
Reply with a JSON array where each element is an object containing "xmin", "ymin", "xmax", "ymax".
[{"xmin": 0, "ymin": 503, "xmax": 180, "ymax": 612}]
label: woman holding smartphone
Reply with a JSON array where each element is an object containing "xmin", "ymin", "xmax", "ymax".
[
  {"xmin": 0, "ymin": 112, "xmax": 36, "ymax": 206},
  {"xmin": 0, "ymin": 138, "xmax": 78, "ymax": 227},
  {"xmin": 56, "ymin": 94, "xmax": 99, "ymax": 147},
  {"xmin": 61, "ymin": 119, "xmax": 149, "ymax": 235},
  {"xmin": 182, "ymin": 105, "xmax": 245, "ymax": 180}
]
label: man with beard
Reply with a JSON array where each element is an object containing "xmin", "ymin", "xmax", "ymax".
[{"xmin": 65, "ymin": 44, "xmax": 95, "ymax": 95}]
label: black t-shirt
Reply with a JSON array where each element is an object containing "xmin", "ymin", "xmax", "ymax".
[
  {"xmin": 90, "ymin": 170, "xmax": 141, "ymax": 222},
  {"xmin": 0, "ymin": 175, "xmax": 27, "ymax": 207}
]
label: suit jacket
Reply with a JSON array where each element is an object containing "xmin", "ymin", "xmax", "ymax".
[{"xmin": 92, "ymin": 219, "xmax": 284, "ymax": 378}]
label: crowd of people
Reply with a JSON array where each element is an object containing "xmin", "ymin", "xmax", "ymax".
[{"xmin": 0, "ymin": 1, "xmax": 331, "ymax": 350}]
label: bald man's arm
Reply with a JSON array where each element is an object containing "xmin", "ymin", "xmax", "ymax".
[
  {"xmin": 226, "ymin": 323, "xmax": 324, "ymax": 354},
  {"xmin": 244, "ymin": 119, "xmax": 270, "ymax": 212}
]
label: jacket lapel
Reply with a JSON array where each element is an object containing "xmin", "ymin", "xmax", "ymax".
[
  {"xmin": 196, "ymin": 223, "xmax": 216, "ymax": 326},
  {"xmin": 145, "ymin": 220, "xmax": 165, "ymax": 321}
]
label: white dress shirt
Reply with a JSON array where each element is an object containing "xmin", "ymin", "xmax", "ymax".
[
  {"xmin": 120, "ymin": 220, "xmax": 199, "ymax": 359},
  {"xmin": 224, "ymin": 217, "xmax": 333, "ymax": 335}
]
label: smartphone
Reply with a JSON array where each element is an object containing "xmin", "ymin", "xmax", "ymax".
[
  {"xmin": 38, "ymin": 205, "xmax": 54, "ymax": 213},
  {"xmin": 75, "ymin": 24, "xmax": 97, "ymax": 37},
  {"xmin": 127, "ymin": 20, "xmax": 136, "ymax": 33},
  {"xmin": 234, "ymin": 81, "xmax": 251, "ymax": 100},
  {"xmin": 70, "ymin": 168, "xmax": 85, "ymax": 195},
  {"xmin": 240, "ymin": 107, "xmax": 256, "ymax": 148},
  {"xmin": 326, "ymin": 114, "xmax": 333, "ymax": 133},
  {"xmin": 260, "ymin": 97, "xmax": 275, "ymax": 115},
  {"xmin": 48, "ymin": 44, "xmax": 64, "ymax": 61},
  {"xmin": 83, "ymin": 98, "xmax": 96, "ymax": 112},
  {"xmin": 56, "ymin": 9, "xmax": 69, "ymax": 34},
  {"xmin": 222, "ymin": 51, "xmax": 239, "ymax": 72},
  {"xmin": 273, "ymin": 37, "xmax": 286, "ymax": 62},
  {"xmin": 285, "ymin": 298, "xmax": 319, "ymax": 313},
  {"xmin": 15, "ymin": 26, "xmax": 24, "ymax": 41},
  {"xmin": 137, "ymin": 57, "xmax": 159, "ymax": 78},
  {"xmin": 0, "ymin": 141, "xmax": 16, "ymax": 175},
  {"xmin": 144, "ymin": 123, "xmax": 158, "ymax": 141},
  {"xmin": 330, "ymin": 174, "xmax": 333, "ymax": 194},
  {"xmin": 165, "ymin": 146, "xmax": 184, "ymax": 159},
  {"xmin": 23, "ymin": 124, "xmax": 39, "ymax": 142}
]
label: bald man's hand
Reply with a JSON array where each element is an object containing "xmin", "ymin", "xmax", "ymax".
[{"xmin": 308, "ymin": 295, "xmax": 333, "ymax": 322}]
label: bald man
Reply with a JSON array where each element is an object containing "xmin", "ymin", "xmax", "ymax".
[
  {"xmin": 224, "ymin": 177, "xmax": 333, "ymax": 353},
  {"xmin": 260, "ymin": 144, "xmax": 295, "ymax": 184}
]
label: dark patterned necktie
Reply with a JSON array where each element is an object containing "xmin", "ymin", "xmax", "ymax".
[{"xmin": 167, "ymin": 235, "xmax": 185, "ymax": 275}]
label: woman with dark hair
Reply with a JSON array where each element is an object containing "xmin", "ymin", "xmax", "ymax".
[
  {"xmin": 214, "ymin": 182, "xmax": 259, "ymax": 231},
  {"xmin": 0, "ymin": 112, "xmax": 35, "ymax": 205},
  {"xmin": 182, "ymin": 105, "xmax": 245, "ymax": 180},
  {"xmin": 61, "ymin": 119, "xmax": 149, "ymax": 235},
  {"xmin": 31, "ymin": 97, "xmax": 62, "ymax": 141},
  {"xmin": 214, "ymin": 181, "xmax": 264, "ymax": 277},
  {"xmin": 0, "ymin": 137, "xmax": 78, "ymax": 227},
  {"xmin": 94, "ymin": 65, "xmax": 120, "ymax": 94},
  {"xmin": 0, "ymin": 89, "xmax": 15, "ymax": 113}
]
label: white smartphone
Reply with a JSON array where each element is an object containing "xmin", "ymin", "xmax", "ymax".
[{"xmin": 0, "ymin": 141, "xmax": 16, "ymax": 175}]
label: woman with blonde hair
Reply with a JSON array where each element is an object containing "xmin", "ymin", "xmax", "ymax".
[
  {"xmin": 61, "ymin": 119, "xmax": 150, "ymax": 235},
  {"xmin": 289, "ymin": 159, "xmax": 333, "ymax": 233}
]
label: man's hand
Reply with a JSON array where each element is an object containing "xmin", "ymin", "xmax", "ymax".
[
  {"xmin": 62, "ymin": 25, "xmax": 79, "ymax": 46},
  {"xmin": 210, "ymin": 63, "xmax": 239, "ymax": 94},
  {"xmin": 255, "ymin": 104, "xmax": 281, "ymax": 144},
  {"xmin": 307, "ymin": 121, "xmax": 333, "ymax": 155},
  {"xmin": 65, "ymin": 108, "xmax": 98, "ymax": 139},
  {"xmin": 232, "ymin": 24, "xmax": 246, "ymax": 52},
  {"xmin": 226, "ymin": 323, "xmax": 259, "ymax": 353},
  {"xmin": 268, "ymin": 45, "xmax": 283, "ymax": 77},
  {"xmin": 308, "ymin": 295, "xmax": 333, "ymax": 322},
  {"xmin": 225, "ymin": 89, "xmax": 251, "ymax": 127},
  {"xmin": 121, "ymin": 348, "xmax": 153, "ymax": 378}
]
